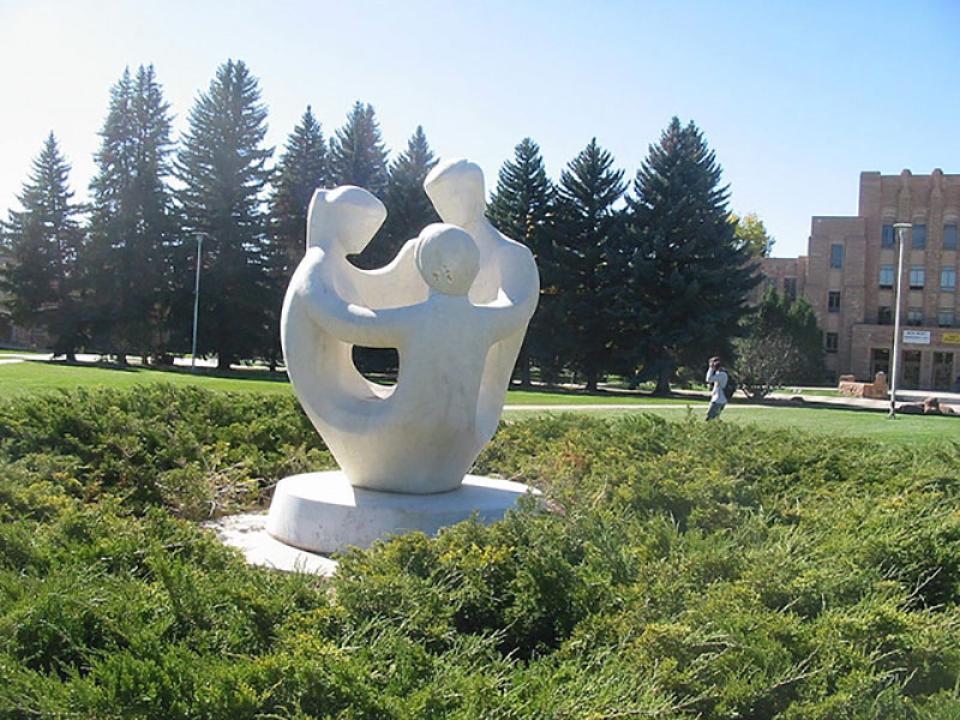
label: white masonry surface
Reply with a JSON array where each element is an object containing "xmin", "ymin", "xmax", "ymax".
[{"xmin": 254, "ymin": 158, "xmax": 540, "ymax": 556}]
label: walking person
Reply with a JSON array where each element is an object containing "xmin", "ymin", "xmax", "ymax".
[{"xmin": 705, "ymin": 356, "xmax": 728, "ymax": 421}]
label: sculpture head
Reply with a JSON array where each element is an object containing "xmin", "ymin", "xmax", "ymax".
[
  {"xmin": 307, "ymin": 186, "xmax": 387, "ymax": 254},
  {"xmin": 414, "ymin": 223, "xmax": 480, "ymax": 296},
  {"xmin": 424, "ymin": 159, "xmax": 486, "ymax": 227}
]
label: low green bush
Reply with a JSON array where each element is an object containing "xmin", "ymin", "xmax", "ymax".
[{"xmin": 0, "ymin": 385, "xmax": 958, "ymax": 718}]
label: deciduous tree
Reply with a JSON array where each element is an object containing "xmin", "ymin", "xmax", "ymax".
[{"xmin": 731, "ymin": 211, "xmax": 774, "ymax": 257}]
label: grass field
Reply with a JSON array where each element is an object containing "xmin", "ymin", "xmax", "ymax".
[
  {"xmin": 0, "ymin": 360, "xmax": 700, "ymax": 405},
  {"xmin": 502, "ymin": 403, "xmax": 959, "ymax": 445},
  {"xmin": 2, "ymin": 359, "xmax": 955, "ymax": 446},
  {"xmin": 0, "ymin": 360, "xmax": 292, "ymax": 395}
]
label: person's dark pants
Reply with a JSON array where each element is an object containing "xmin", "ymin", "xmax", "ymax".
[{"xmin": 706, "ymin": 401, "xmax": 726, "ymax": 420}]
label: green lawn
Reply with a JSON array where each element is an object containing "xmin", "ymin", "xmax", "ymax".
[
  {"xmin": 504, "ymin": 389, "xmax": 704, "ymax": 405},
  {"xmin": 0, "ymin": 360, "xmax": 292, "ymax": 396},
  {"xmin": 503, "ymin": 403, "xmax": 959, "ymax": 445},
  {"xmin": 0, "ymin": 360, "xmax": 700, "ymax": 405},
  {"xmin": 3, "ymin": 359, "xmax": 953, "ymax": 446}
]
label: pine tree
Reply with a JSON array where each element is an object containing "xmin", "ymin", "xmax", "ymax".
[
  {"xmin": 88, "ymin": 65, "xmax": 176, "ymax": 361},
  {"xmin": 328, "ymin": 101, "xmax": 388, "ymax": 195},
  {"xmin": 175, "ymin": 59, "xmax": 273, "ymax": 369},
  {"xmin": 355, "ymin": 125, "xmax": 439, "ymax": 270},
  {"xmin": 488, "ymin": 138, "xmax": 555, "ymax": 386},
  {"xmin": 1, "ymin": 133, "xmax": 86, "ymax": 359},
  {"xmin": 270, "ymin": 105, "xmax": 328, "ymax": 267},
  {"xmin": 628, "ymin": 117, "xmax": 760, "ymax": 393},
  {"xmin": 551, "ymin": 139, "xmax": 626, "ymax": 391},
  {"xmin": 264, "ymin": 105, "xmax": 328, "ymax": 368}
]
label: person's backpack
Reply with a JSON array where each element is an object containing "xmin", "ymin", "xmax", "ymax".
[{"xmin": 723, "ymin": 373, "xmax": 738, "ymax": 400}]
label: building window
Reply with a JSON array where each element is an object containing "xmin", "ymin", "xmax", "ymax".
[
  {"xmin": 871, "ymin": 348, "xmax": 890, "ymax": 377},
  {"xmin": 882, "ymin": 224, "xmax": 895, "ymax": 248},
  {"xmin": 907, "ymin": 308, "xmax": 924, "ymax": 326},
  {"xmin": 879, "ymin": 265, "xmax": 895, "ymax": 288},
  {"xmin": 827, "ymin": 290, "xmax": 841, "ymax": 312},
  {"xmin": 825, "ymin": 332, "xmax": 838, "ymax": 353},
  {"xmin": 830, "ymin": 244, "xmax": 844, "ymax": 269},
  {"xmin": 945, "ymin": 224, "xmax": 958, "ymax": 250},
  {"xmin": 913, "ymin": 224, "xmax": 927, "ymax": 249},
  {"xmin": 783, "ymin": 277, "xmax": 797, "ymax": 300},
  {"xmin": 903, "ymin": 350, "xmax": 922, "ymax": 389},
  {"xmin": 938, "ymin": 310, "xmax": 955, "ymax": 327},
  {"xmin": 909, "ymin": 266, "xmax": 925, "ymax": 289},
  {"xmin": 941, "ymin": 267, "xmax": 956, "ymax": 291},
  {"xmin": 878, "ymin": 306, "xmax": 892, "ymax": 325}
]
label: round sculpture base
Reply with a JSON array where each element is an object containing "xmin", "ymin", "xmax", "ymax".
[{"xmin": 266, "ymin": 471, "xmax": 536, "ymax": 554}]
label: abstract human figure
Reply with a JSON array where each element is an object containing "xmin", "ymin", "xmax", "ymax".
[
  {"xmin": 294, "ymin": 223, "xmax": 534, "ymax": 493},
  {"xmin": 281, "ymin": 161, "xmax": 539, "ymax": 495},
  {"xmin": 281, "ymin": 186, "xmax": 396, "ymax": 432},
  {"xmin": 423, "ymin": 159, "xmax": 540, "ymax": 453}
]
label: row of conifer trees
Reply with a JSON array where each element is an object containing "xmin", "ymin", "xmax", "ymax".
[{"xmin": 1, "ymin": 59, "xmax": 759, "ymax": 387}]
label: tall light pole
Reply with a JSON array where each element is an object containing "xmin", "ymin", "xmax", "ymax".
[
  {"xmin": 889, "ymin": 222, "xmax": 911, "ymax": 418},
  {"xmin": 191, "ymin": 233, "xmax": 204, "ymax": 373}
]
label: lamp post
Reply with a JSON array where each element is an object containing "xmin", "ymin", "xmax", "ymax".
[
  {"xmin": 888, "ymin": 222, "xmax": 912, "ymax": 418},
  {"xmin": 191, "ymin": 233, "xmax": 204, "ymax": 373}
]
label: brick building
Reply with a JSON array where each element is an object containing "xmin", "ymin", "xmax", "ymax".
[{"xmin": 763, "ymin": 169, "xmax": 960, "ymax": 391}]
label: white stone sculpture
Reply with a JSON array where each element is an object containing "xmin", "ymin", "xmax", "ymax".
[{"xmin": 267, "ymin": 159, "xmax": 539, "ymax": 553}]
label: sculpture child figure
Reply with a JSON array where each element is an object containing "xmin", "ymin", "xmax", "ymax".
[{"xmin": 297, "ymin": 223, "xmax": 532, "ymax": 493}]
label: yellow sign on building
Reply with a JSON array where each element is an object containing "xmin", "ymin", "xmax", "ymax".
[{"xmin": 942, "ymin": 332, "xmax": 960, "ymax": 345}]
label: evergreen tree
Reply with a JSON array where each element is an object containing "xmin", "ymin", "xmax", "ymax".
[
  {"xmin": 264, "ymin": 105, "xmax": 328, "ymax": 368},
  {"xmin": 628, "ymin": 117, "xmax": 760, "ymax": 394},
  {"xmin": 175, "ymin": 59, "xmax": 273, "ymax": 369},
  {"xmin": 328, "ymin": 101, "xmax": 388, "ymax": 195},
  {"xmin": 488, "ymin": 138, "xmax": 555, "ymax": 386},
  {"xmin": 550, "ymin": 139, "xmax": 626, "ymax": 391},
  {"xmin": 88, "ymin": 65, "xmax": 176, "ymax": 361},
  {"xmin": 270, "ymin": 105, "xmax": 328, "ymax": 268},
  {"xmin": 1, "ymin": 133, "xmax": 86, "ymax": 359},
  {"xmin": 356, "ymin": 125, "xmax": 439, "ymax": 270}
]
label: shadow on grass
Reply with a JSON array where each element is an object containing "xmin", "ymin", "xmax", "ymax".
[
  {"xmin": 508, "ymin": 382, "xmax": 708, "ymax": 402},
  {"xmin": 43, "ymin": 359, "xmax": 291, "ymax": 383}
]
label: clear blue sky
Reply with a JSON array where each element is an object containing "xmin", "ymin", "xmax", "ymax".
[{"xmin": 1, "ymin": 0, "xmax": 958, "ymax": 258}]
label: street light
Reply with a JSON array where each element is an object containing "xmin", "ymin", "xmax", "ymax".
[
  {"xmin": 888, "ymin": 222, "xmax": 912, "ymax": 418},
  {"xmin": 191, "ymin": 233, "xmax": 205, "ymax": 373}
]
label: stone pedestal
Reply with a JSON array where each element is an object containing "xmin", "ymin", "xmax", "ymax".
[{"xmin": 266, "ymin": 471, "xmax": 535, "ymax": 554}]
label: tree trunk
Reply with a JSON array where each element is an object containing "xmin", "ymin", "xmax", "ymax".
[
  {"xmin": 653, "ymin": 365, "xmax": 671, "ymax": 395},
  {"xmin": 585, "ymin": 371, "xmax": 598, "ymax": 392},
  {"xmin": 217, "ymin": 354, "xmax": 231, "ymax": 371},
  {"xmin": 519, "ymin": 344, "xmax": 531, "ymax": 388}
]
